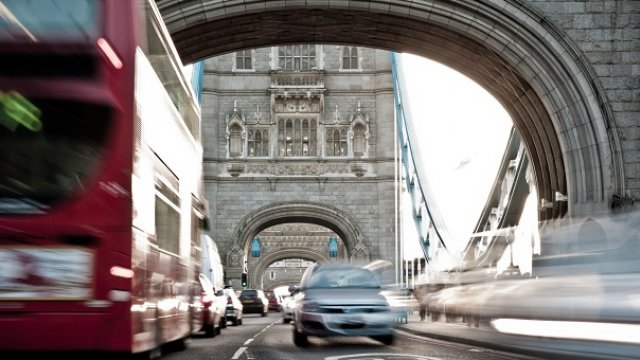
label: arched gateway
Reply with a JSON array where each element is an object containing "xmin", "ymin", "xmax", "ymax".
[
  {"xmin": 226, "ymin": 202, "xmax": 371, "ymax": 287},
  {"xmin": 154, "ymin": 0, "xmax": 637, "ymax": 283}
]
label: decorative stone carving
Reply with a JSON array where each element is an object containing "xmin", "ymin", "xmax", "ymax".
[
  {"xmin": 227, "ymin": 247, "xmax": 243, "ymax": 268},
  {"xmin": 274, "ymin": 96, "xmax": 322, "ymax": 113},
  {"xmin": 227, "ymin": 162, "xmax": 245, "ymax": 177},
  {"xmin": 351, "ymin": 237, "xmax": 370, "ymax": 263},
  {"xmin": 226, "ymin": 100, "xmax": 246, "ymax": 158},
  {"xmin": 350, "ymin": 162, "xmax": 366, "ymax": 177},
  {"xmin": 268, "ymin": 177, "xmax": 277, "ymax": 191},
  {"xmin": 350, "ymin": 101, "xmax": 369, "ymax": 158}
]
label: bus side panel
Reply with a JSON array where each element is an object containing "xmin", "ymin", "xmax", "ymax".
[{"xmin": 130, "ymin": 42, "xmax": 202, "ymax": 353}]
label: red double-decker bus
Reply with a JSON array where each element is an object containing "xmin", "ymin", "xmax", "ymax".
[{"xmin": 0, "ymin": 0, "xmax": 207, "ymax": 357}]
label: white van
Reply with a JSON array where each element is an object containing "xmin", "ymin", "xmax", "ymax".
[{"xmin": 201, "ymin": 235, "xmax": 228, "ymax": 327}]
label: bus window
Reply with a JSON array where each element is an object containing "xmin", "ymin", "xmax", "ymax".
[
  {"xmin": 0, "ymin": 0, "xmax": 99, "ymax": 43},
  {"xmin": 0, "ymin": 98, "xmax": 112, "ymax": 213}
]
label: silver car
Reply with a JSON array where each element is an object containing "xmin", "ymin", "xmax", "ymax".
[{"xmin": 289, "ymin": 264, "xmax": 396, "ymax": 346}]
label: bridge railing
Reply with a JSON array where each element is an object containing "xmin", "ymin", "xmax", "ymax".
[{"xmin": 390, "ymin": 52, "xmax": 456, "ymax": 273}]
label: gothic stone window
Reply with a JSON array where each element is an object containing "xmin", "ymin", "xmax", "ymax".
[
  {"xmin": 235, "ymin": 50, "xmax": 252, "ymax": 70},
  {"xmin": 248, "ymin": 128, "xmax": 269, "ymax": 157},
  {"xmin": 326, "ymin": 128, "xmax": 348, "ymax": 156},
  {"xmin": 229, "ymin": 123, "xmax": 243, "ymax": 157},
  {"xmin": 278, "ymin": 118, "xmax": 317, "ymax": 157},
  {"xmin": 278, "ymin": 45, "xmax": 316, "ymax": 70},
  {"xmin": 353, "ymin": 123, "xmax": 366, "ymax": 157},
  {"xmin": 341, "ymin": 46, "xmax": 359, "ymax": 70}
]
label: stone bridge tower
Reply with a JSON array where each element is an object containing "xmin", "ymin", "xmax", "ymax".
[{"xmin": 201, "ymin": 46, "xmax": 398, "ymax": 288}]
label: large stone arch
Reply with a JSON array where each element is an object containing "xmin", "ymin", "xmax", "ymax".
[
  {"xmin": 251, "ymin": 248, "xmax": 329, "ymax": 290},
  {"xmin": 229, "ymin": 201, "xmax": 368, "ymax": 266},
  {"xmin": 157, "ymin": 0, "xmax": 624, "ymax": 218}
]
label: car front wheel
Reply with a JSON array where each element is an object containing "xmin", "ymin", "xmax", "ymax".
[{"xmin": 293, "ymin": 324, "xmax": 308, "ymax": 347}]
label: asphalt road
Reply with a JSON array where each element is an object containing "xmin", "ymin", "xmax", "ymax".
[{"xmin": 162, "ymin": 311, "xmax": 546, "ymax": 360}]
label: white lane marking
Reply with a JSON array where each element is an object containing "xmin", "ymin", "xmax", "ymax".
[
  {"xmin": 231, "ymin": 318, "xmax": 282, "ymax": 359},
  {"xmin": 325, "ymin": 354, "xmax": 442, "ymax": 360},
  {"xmin": 231, "ymin": 346, "xmax": 247, "ymax": 360}
]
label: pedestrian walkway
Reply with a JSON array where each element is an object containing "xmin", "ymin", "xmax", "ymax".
[
  {"xmin": 395, "ymin": 311, "xmax": 500, "ymax": 348},
  {"xmin": 395, "ymin": 311, "xmax": 640, "ymax": 360}
]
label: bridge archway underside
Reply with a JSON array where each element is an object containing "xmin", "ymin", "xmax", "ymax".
[
  {"xmin": 229, "ymin": 201, "xmax": 367, "ymax": 288},
  {"xmin": 157, "ymin": 0, "xmax": 623, "ymax": 217},
  {"xmin": 252, "ymin": 248, "xmax": 329, "ymax": 290},
  {"xmin": 157, "ymin": 0, "xmax": 625, "ymax": 219},
  {"xmin": 230, "ymin": 201, "xmax": 368, "ymax": 266}
]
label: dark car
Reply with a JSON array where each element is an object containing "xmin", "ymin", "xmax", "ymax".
[
  {"xmin": 264, "ymin": 290, "xmax": 282, "ymax": 312},
  {"xmin": 239, "ymin": 289, "xmax": 268, "ymax": 316}
]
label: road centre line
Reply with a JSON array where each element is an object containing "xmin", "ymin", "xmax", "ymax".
[
  {"xmin": 231, "ymin": 346, "xmax": 247, "ymax": 360},
  {"xmin": 232, "ymin": 318, "xmax": 282, "ymax": 359}
]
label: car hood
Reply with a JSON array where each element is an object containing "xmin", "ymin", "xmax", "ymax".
[{"xmin": 302, "ymin": 288, "xmax": 389, "ymax": 306}]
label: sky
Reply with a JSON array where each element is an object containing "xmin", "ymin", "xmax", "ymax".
[{"xmin": 398, "ymin": 53, "xmax": 514, "ymax": 258}]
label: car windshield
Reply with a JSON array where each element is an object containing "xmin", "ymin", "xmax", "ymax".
[
  {"xmin": 240, "ymin": 290, "xmax": 258, "ymax": 299},
  {"xmin": 306, "ymin": 267, "xmax": 380, "ymax": 289}
]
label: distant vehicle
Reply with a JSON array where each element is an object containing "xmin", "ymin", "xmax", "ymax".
[
  {"xmin": 196, "ymin": 274, "xmax": 223, "ymax": 337},
  {"xmin": 281, "ymin": 294, "xmax": 294, "ymax": 324},
  {"xmin": 239, "ymin": 289, "xmax": 269, "ymax": 316},
  {"xmin": 200, "ymin": 235, "xmax": 228, "ymax": 327},
  {"xmin": 264, "ymin": 290, "xmax": 283, "ymax": 312},
  {"xmin": 381, "ymin": 287, "xmax": 416, "ymax": 324},
  {"xmin": 421, "ymin": 212, "xmax": 640, "ymax": 359},
  {"xmin": 221, "ymin": 287, "xmax": 244, "ymax": 326},
  {"xmin": 289, "ymin": 263, "xmax": 396, "ymax": 347},
  {"xmin": 0, "ymin": 0, "xmax": 207, "ymax": 357},
  {"xmin": 201, "ymin": 235, "xmax": 225, "ymax": 292}
]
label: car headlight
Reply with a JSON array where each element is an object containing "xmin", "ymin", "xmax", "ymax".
[{"xmin": 301, "ymin": 301, "xmax": 320, "ymax": 312}]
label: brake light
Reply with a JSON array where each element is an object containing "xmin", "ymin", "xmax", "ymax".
[
  {"xmin": 110, "ymin": 266, "xmax": 133, "ymax": 279},
  {"xmin": 201, "ymin": 291, "xmax": 212, "ymax": 307},
  {"xmin": 227, "ymin": 296, "xmax": 232, "ymax": 305}
]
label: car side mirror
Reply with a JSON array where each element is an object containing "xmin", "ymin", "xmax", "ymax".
[{"xmin": 288, "ymin": 285, "xmax": 299, "ymax": 294}]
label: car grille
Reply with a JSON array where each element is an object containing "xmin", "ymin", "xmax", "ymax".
[{"xmin": 319, "ymin": 305, "xmax": 388, "ymax": 314}]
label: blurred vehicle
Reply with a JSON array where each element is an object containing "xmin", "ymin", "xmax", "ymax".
[
  {"xmin": 199, "ymin": 235, "xmax": 228, "ymax": 328},
  {"xmin": 421, "ymin": 212, "xmax": 640, "ymax": 359},
  {"xmin": 381, "ymin": 287, "xmax": 416, "ymax": 324},
  {"xmin": 264, "ymin": 290, "xmax": 283, "ymax": 312},
  {"xmin": 196, "ymin": 274, "xmax": 223, "ymax": 337},
  {"xmin": 201, "ymin": 236, "xmax": 225, "ymax": 295},
  {"xmin": 0, "ymin": 0, "xmax": 206, "ymax": 357},
  {"xmin": 210, "ymin": 287, "xmax": 229, "ymax": 329},
  {"xmin": 289, "ymin": 263, "xmax": 396, "ymax": 347},
  {"xmin": 221, "ymin": 287, "xmax": 244, "ymax": 326},
  {"xmin": 239, "ymin": 289, "xmax": 269, "ymax": 316},
  {"xmin": 281, "ymin": 294, "xmax": 294, "ymax": 323}
]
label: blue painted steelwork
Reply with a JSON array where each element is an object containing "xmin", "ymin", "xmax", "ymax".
[
  {"xmin": 328, "ymin": 236, "xmax": 338, "ymax": 257},
  {"xmin": 251, "ymin": 236, "xmax": 261, "ymax": 257},
  {"xmin": 390, "ymin": 52, "xmax": 451, "ymax": 263},
  {"xmin": 190, "ymin": 61, "xmax": 204, "ymax": 104}
]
